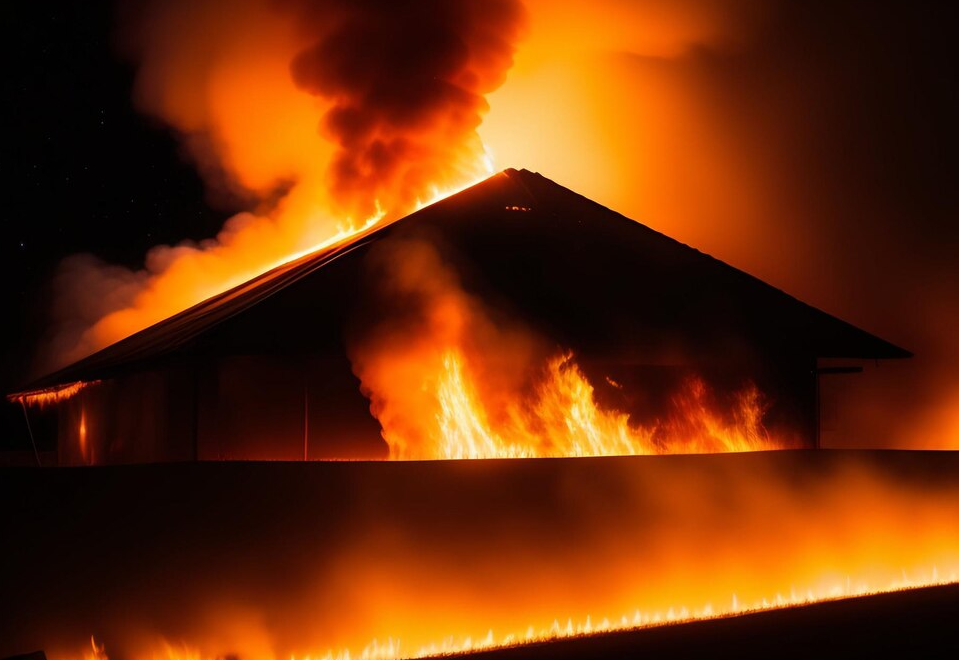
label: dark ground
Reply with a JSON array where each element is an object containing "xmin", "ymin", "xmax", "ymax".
[{"xmin": 466, "ymin": 584, "xmax": 959, "ymax": 660}]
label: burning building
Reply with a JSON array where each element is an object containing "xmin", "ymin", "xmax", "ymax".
[
  {"xmin": 7, "ymin": 3, "xmax": 959, "ymax": 659},
  {"xmin": 10, "ymin": 169, "xmax": 908, "ymax": 465}
]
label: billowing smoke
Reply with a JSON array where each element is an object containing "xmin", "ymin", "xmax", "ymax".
[
  {"xmin": 346, "ymin": 235, "xmax": 552, "ymax": 458},
  {"xmin": 289, "ymin": 0, "xmax": 525, "ymax": 219},
  {"xmin": 36, "ymin": 0, "xmax": 956, "ymax": 450},
  {"xmin": 40, "ymin": 0, "xmax": 525, "ymax": 372},
  {"xmin": 4, "ymin": 453, "xmax": 959, "ymax": 659},
  {"xmin": 348, "ymin": 236, "xmax": 788, "ymax": 459},
  {"xmin": 479, "ymin": 0, "xmax": 959, "ymax": 449}
]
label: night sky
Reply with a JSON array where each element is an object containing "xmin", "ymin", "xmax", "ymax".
[
  {"xmin": 6, "ymin": 2, "xmax": 236, "ymax": 350},
  {"xmin": 3, "ymin": 1, "xmax": 959, "ymax": 450},
  {"xmin": 4, "ymin": 2, "xmax": 242, "ymax": 446}
]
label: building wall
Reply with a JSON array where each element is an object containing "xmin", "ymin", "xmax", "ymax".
[
  {"xmin": 55, "ymin": 349, "xmax": 815, "ymax": 465},
  {"xmin": 195, "ymin": 354, "xmax": 387, "ymax": 461},
  {"xmin": 57, "ymin": 366, "xmax": 196, "ymax": 465}
]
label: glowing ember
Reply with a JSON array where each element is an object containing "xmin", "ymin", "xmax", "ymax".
[{"xmin": 78, "ymin": 407, "xmax": 89, "ymax": 462}]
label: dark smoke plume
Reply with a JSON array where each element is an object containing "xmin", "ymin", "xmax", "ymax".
[
  {"xmin": 289, "ymin": 0, "xmax": 526, "ymax": 218},
  {"xmin": 40, "ymin": 0, "xmax": 526, "ymax": 370}
]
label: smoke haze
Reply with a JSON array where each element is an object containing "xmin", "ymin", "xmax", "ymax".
[
  {"xmin": 41, "ymin": 0, "xmax": 525, "ymax": 371},
  {"xmin": 480, "ymin": 0, "xmax": 959, "ymax": 448}
]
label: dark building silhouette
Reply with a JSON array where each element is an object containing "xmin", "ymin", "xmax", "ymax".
[{"xmin": 9, "ymin": 170, "xmax": 909, "ymax": 464}]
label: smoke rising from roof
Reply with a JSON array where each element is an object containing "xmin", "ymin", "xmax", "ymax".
[
  {"xmin": 289, "ymin": 0, "xmax": 526, "ymax": 218},
  {"xmin": 40, "ymin": 0, "xmax": 525, "ymax": 371},
  {"xmin": 481, "ymin": 0, "xmax": 959, "ymax": 448}
]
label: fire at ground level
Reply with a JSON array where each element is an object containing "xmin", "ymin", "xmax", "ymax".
[
  {"xmin": 5, "ymin": 585, "xmax": 959, "ymax": 660},
  {"xmin": 460, "ymin": 583, "xmax": 959, "ymax": 660},
  {"xmin": 1, "ymin": 450, "xmax": 957, "ymax": 660}
]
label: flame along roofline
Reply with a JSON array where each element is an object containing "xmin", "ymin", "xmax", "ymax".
[
  {"xmin": 7, "ymin": 380, "xmax": 101, "ymax": 407},
  {"xmin": 11, "ymin": 168, "xmax": 910, "ymax": 399},
  {"xmin": 11, "ymin": 171, "xmax": 517, "ymax": 397}
]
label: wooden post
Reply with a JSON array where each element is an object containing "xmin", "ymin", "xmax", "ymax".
[
  {"xmin": 19, "ymin": 399, "xmax": 42, "ymax": 467},
  {"xmin": 303, "ymin": 379, "xmax": 309, "ymax": 462}
]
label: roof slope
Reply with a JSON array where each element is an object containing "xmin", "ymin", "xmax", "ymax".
[{"xmin": 15, "ymin": 168, "xmax": 910, "ymax": 394}]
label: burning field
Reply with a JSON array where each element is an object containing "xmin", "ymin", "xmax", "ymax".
[
  {"xmin": 4, "ymin": 1, "xmax": 959, "ymax": 659},
  {"xmin": 2, "ymin": 452, "xmax": 959, "ymax": 660}
]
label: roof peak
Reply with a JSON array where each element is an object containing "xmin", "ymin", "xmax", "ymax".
[{"xmin": 12, "ymin": 168, "xmax": 910, "ymax": 395}]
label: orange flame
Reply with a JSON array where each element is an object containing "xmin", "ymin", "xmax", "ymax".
[
  {"xmin": 8, "ymin": 380, "xmax": 100, "ymax": 408},
  {"xmin": 415, "ymin": 349, "xmax": 778, "ymax": 460},
  {"xmin": 351, "ymin": 237, "xmax": 790, "ymax": 460},
  {"xmin": 45, "ymin": 0, "xmax": 523, "ymax": 370},
  {"xmin": 38, "ymin": 452, "xmax": 959, "ymax": 660},
  {"xmin": 83, "ymin": 637, "xmax": 107, "ymax": 660},
  {"xmin": 71, "ymin": 570, "xmax": 958, "ymax": 660}
]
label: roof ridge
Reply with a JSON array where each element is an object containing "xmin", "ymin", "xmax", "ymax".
[{"xmin": 12, "ymin": 168, "xmax": 910, "ymax": 396}]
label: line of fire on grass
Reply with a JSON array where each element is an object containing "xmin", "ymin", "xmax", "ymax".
[{"xmin": 77, "ymin": 567, "xmax": 958, "ymax": 660}]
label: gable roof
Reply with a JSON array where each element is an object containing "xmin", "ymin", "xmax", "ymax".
[{"xmin": 13, "ymin": 168, "xmax": 910, "ymax": 397}]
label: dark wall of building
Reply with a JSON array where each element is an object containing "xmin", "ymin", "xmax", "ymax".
[
  {"xmin": 582, "ymin": 352, "xmax": 817, "ymax": 450},
  {"xmin": 196, "ymin": 354, "xmax": 385, "ymax": 461},
  {"xmin": 52, "ymin": 348, "xmax": 814, "ymax": 465},
  {"xmin": 56, "ymin": 367, "xmax": 196, "ymax": 465},
  {"xmin": 53, "ymin": 354, "xmax": 385, "ymax": 465}
]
